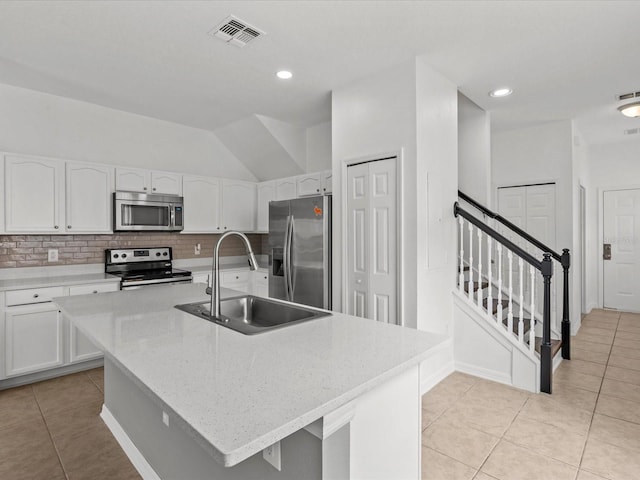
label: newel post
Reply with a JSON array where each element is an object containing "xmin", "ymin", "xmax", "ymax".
[
  {"xmin": 561, "ymin": 248, "xmax": 571, "ymax": 360},
  {"xmin": 541, "ymin": 253, "xmax": 554, "ymax": 394}
]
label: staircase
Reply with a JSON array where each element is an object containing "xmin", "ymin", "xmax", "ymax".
[{"xmin": 453, "ymin": 192, "xmax": 571, "ymax": 394}]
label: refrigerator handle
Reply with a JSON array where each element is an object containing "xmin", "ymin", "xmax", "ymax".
[
  {"xmin": 283, "ymin": 214, "xmax": 291, "ymax": 301},
  {"xmin": 288, "ymin": 215, "xmax": 295, "ymax": 299}
]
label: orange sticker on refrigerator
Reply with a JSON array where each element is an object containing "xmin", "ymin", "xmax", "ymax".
[{"xmin": 314, "ymin": 206, "xmax": 323, "ymax": 217}]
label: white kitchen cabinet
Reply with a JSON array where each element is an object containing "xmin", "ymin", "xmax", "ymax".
[
  {"xmin": 276, "ymin": 177, "xmax": 297, "ymax": 200},
  {"xmin": 4, "ymin": 154, "xmax": 65, "ymax": 233},
  {"xmin": 67, "ymin": 282, "xmax": 118, "ymax": 363},
  {"xmin": 4, "ymin": 302, "xmax": 64, "ymax": 377},
  {"xmin": 252, "ymin": 270, "xmax": 269, "ymax": 297},
  {"xmin": 192, "ymin": 272, "xmax": 210, "ymax": 285},
  {"xmin": 182, "ymin": 175, "xmax": 222, "ymax": 233},
  {"xmin": 256, "ymin": 181, "xmax": 276, "ymax": 233},
  {"xmin": 116, "ymin": 168, "xmax": 182, "ymax": 195},
  {"xmin": 297, "ymin": 172, "xmax": 324, "ymax": 197},
  {"xmin": 65, "ymin": 162, "xmax": 114, "ymax": 233},
  {"xmin": 220, "ymin": 269, "xmax": 251, "ymax": 293},
  {"xmin": 221, "ymin": 179, "xmax": 256, "ymax": 232},
  {"xmin": 322, "ymin": 170, "xmax": 332, "ymax": 194}
]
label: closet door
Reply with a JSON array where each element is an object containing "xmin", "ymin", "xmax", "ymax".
[{"xmin": 346, "ymin": 158, "xmax": 397, "ymax": 324}]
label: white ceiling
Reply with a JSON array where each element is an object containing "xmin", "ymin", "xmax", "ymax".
[{"xmin": 0, "ymin": 1, "xmax": 639, "ymax": 145}]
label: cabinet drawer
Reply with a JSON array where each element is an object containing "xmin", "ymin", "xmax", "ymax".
[
  {"xmin": 69, "ymin": 283, "xmax": 119, "ymax": 296},
  {"xmin": 6, "ymin": 286, "xmax": 65, "ymax": 306},
  {"xmin": 254, "ymin": 271, "xmax": 269, "ymax": 285},
  {"xmin": 221, "ymin": 270, "xmax": 249, "ymax": 284}
]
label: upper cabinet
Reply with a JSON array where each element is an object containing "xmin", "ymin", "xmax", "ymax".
[
  {"xmin": 182, "ymin": 175, "xmax": 221, "ymax": 233},
  {"xmin": 323, "ymin": 170, "xmax": 333, "ymax": 194},
  {"xmin": 256, "ymin": 181, "xmax": 276, "ymax": 233},
  {"xmin": 115, "ymin": 168, "xmax": 182, "ymax": 195},
  {"xmin": 182, "ymin": 176, "xmax": 255, "ymax": 233},
  {"xmin": 276, "ymin": 178, "xmax": 297, "ymax": 200},
  {"xmin": 297, "ymin": 172, "xmax": 324, "ymax": 197},
  {"xmin": 66, "ymin": 162, "xmax": 113, "ymax": 233},
  {"xmin": 5, "ymin": 155, "xmax": 65, "ymax": 233}
]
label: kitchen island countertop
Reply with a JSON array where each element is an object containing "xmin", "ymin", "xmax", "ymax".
[{"xmin": 54, "ymin": 283, "xmax": 446, "ymax": 467}]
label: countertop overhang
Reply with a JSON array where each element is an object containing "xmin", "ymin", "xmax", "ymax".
[{"xmin": 54, "ymin": 283, "xmax": 446, "ymax": 467}]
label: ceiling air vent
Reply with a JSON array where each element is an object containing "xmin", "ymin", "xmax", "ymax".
[
  {"xmin": 616, "ymin": 91, "xmax": 640, "ymax": 101},
  {"xmin": 624, "ymin": 128, "xmax": 640, "ymax": 136},
  {"xmin": 209, "ymin": 15, "xmax": 265, "ymax": 48}
]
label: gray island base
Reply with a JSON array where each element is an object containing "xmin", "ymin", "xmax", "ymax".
[{"xmin": 55, "ymin": 283, "xmax": 445, "ymax": 479}]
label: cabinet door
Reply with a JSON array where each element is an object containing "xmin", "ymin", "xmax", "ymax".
[
  {"xmin": 66, "ymin": 162, "xmax": 113, "ymax": 233},
  {"xmin": 323, "ymin": 170, "xmax": 333, "ymax": 194},
  {"xmin": 5, "ymin": 303, "xmax": 64, "ymax": 377},
  {"xmin": 115, "ymin": 167, "xmax": 149, "ymax": 193},
  {"xmin": 151, "ymin": 171, "xmax": 182, "ymax": 195},
  {"xmin": 221, "ymin": 270, "xmax": 250, "ymax": 293},
  {"xmin": 276, "ymin": 178, "xmax": 297, "ymax": 200},
  {"xmin": 67, "ymin": 282, "xmax": 118, "ymax": 363},
  {"xmin": 182, "ymin": 175, "xmax": 222, "ymax": 232},
  {"xmin": 222, "ymin": 180, "xmax": 256, "ymax": 231},
  {"xmin": 252, "ymin": 270, "xmax": 269, "ymax": 297},
  {"xmin": 256, "ymin": 181, "xmax": 276, "ymax": 232},
  {"xmin": 297, "ymin": 173, "xmax": 323, "ymax": 197},
  {"xmin": 5, "ymin": 155, "xmax": 64, "ymax": 232}
]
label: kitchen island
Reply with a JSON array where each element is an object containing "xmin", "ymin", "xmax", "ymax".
[{"xmin": 55, "ymin": 283, "xmax": 446, "ymax": 480}]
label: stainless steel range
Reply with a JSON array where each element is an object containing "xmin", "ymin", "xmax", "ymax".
[{"xmin": 105, "ymin": 247, "xmax": 192, "ymax": 289}]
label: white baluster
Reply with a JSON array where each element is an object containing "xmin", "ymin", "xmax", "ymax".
[
  {"xmin": 468, "ymin": 222, "xmax": 474, "ymax": 300},
  {"xmin": 477, "ymin": 228, "xmax": 483, "ymax": 307},
  {"xmin": 507, "ymin": 250, "xmax": 513, "ymax": 334},
  {"xmin": 487, "ymin": 236, "xmax": 493, "ymax": 319},
  {"xmin": 530, "ymin": 264, "xmax": 536, "ymax": 352},
  {"xmin": 459, "ymin": 216, "xmax": 465, "ymax": 292},
  {"xmin": 518, "ymin": 257, "xmax": 524, "ymax": 344},
  {"xmin": 497, "ymin": 243, "xmax": 503, "ymax": 322}
]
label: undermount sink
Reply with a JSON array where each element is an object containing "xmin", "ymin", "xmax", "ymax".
[{"xmin": 175, "ymin": 295, "xmax": 331, "ymax": 335}]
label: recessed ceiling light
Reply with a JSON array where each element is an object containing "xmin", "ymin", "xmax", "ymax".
[
  {"xmin": 276, "ymin": 70, "xmax": 293, "ymax": 80},
  {"xmin": 489, "ymin": 88, "xmax": 513, "ymax": 98},
  {"xmin": 618, "ymin": 102, "xmax": 640, "ymax": 118}
]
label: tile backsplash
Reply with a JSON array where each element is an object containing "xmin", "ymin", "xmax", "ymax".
[{"xmin": 0, "ymin": 233, "xmax": 268, "ymax": 268}]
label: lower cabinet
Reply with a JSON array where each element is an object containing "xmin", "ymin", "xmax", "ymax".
[
  {"xmin": 192, "ymin": 269, "xmax": 268, "ymax": 297},
  {"xmin": 4, "ymin": 302, "xmax": 64, "ymax": 377}
]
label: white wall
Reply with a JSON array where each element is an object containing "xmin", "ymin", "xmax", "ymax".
[
  {"xmin": 331, "ymin": 57, "xmax": 458, "ymax": 334},
  {"xmin": 458, "ymin": 93, "xmax": 491, "ymax": 206},
  {"xmin": 306, "ymin": 122, "xmax": 332, "ymax": 173},
  {"xmin": 492, "ymin": 120, "xmax": 580, "ymax": 328},
  {"xmin": 584, "ymin": 137, "xmax": 640, "ymax": 311},
  {"xmin": 0, "ymin": 83, "xmax": 257, "ymax": 180}
]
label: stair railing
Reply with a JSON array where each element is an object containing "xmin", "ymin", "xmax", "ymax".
[
  {"xmin": 458, "ymin": 191, "xmax": 571, "ymax": 361},
  {"xmin": 454, "ymin": 199, "xmax": 559, "ymax": 394}
]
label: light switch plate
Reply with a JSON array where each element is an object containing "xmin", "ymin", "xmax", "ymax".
[{"xmin": 48, "ymin": 249, "xmax": 58, "ymax": 262}]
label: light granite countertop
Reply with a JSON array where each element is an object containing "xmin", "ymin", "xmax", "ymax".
[
  {"xmin": 0, "ymin": 272, "xmax": 121, "ymax": 292},
  {"xmin": 54, "ymin": 283, "xmax": 446, "ymax": 467}
]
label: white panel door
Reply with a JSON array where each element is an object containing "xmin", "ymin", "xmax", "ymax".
[
  {"xmin": 346, "ymin": 158, "xmax": 397, "ymax": 324},
  {"xmin": 66, "ymin": 162, "xmax": 113, "ymax": 233},
  {"xmin": 115, "ymin": 167, "xmax": 149, "ymax": 193},
  {"xmin": 151, "ymin": 171, "xmax": 182, "ymax": 195},
  {"xmin": 182, "ymin": 175, "xmax": 221, "ymax": 232},
  {"xmin": 222, "ymin": 179, "xmax": 256, "ymax": 231},
  {"xmin": 604, "ymin": 189, "xmax": 640, "ymax": 311}
]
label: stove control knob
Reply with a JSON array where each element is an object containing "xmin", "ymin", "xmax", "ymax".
[
  {"xmin": 113, "ymin": 254, "xmax": 119, "ymax": 259},
  {"xmin": 121, "ymin": 253, "xmax": 127, "ymax": 259},
  {"xmin": 163, "ymin": 252, "xmax": 168, "ymax": 256},
  {"xmin": 156, "ymin": 252, "xmax": 161, "ymax": 257}
]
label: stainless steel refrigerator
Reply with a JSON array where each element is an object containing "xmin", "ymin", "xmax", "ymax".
[{"xmin": 269, "ymin": 195, "xmax": 331, "ymax": 309}]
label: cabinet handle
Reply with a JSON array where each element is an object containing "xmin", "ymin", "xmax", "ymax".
[
  {"xmin": 235, "ymin": 276, "xmax": 239, "ymax": 279},
  {"xmin": 317, "ymin": 188, "xmax": 320, "ymax": 192},
  {"xmin": 143, "ymin": 187, "xmax": 148, "ymax": 191},
  {"xmin": 92, "ymin": 290, "xmax": 98, "ymax": 294},
  {"xmin": 54, "ymin": 225, "xmax": 59, "ymax": 229},
  {"xmin": 152, "ymin": 187, "xmax": 156, "ymax": 191},
  {"xmin": 33, "ymin": 293, "xmax": 39, "ymax": 298},
  {"xmin": 67, "ymin": 225, "xmax": 72, "ymax": 229}
]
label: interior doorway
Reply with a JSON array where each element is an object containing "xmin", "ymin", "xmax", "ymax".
[
  {"xmin": 603, "ymin": 188, "xmax": 640, "ymax": 312},
  {"xmin": 345, "ymin": 156, "xmax": 398, "ymax": 324}
]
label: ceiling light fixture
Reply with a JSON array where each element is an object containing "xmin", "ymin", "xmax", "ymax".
[
  {"xmin": 276, "ymin": 70, "xmax": 293, "ymax": 80},
  {"xmin": 489, "ymin": 88, "xmax": 513, "ymax": 98},
  {"xmin": 618, "ymin": 102, "xmax": 640, "ymax": 118}
]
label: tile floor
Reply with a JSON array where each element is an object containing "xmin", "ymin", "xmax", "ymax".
[
  {"xmin": 1, "ymin": 308, "xmax": 638, "ymax": 479},
  {"xmin": 422, "ymin": 309, "xmax": 640, "ymax": 480}
]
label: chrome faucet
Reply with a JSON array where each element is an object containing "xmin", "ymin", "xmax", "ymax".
[{"xmin": 208, "ymin": 231, "xmax": 258, "ymax": 318}]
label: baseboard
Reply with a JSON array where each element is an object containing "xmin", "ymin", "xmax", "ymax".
[
  {"xmin": 419, "ymin": 339, "xmax": 454, "ymax": 394},
  {"xmin": 455, "ymin": 361, "xmax": 512, "ymax": 387},
  {"xmin": 420, "ymin": 359, "xmax": 454, "ymax": 394},
  {"xmin": 101, "ymin": 405, "xmax": 161, "ymax": 480},
  {"xmin": 0, "ymin": 358, "xmax": 104, "ymax": 390}
]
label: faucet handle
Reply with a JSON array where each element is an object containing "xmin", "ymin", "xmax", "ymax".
[{"xmin": 205, "ymin": 274, "xmax": 212, "ymax": 295}]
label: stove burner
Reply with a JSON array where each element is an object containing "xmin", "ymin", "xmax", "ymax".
[{"xmin": 105, "ymin": 247, "xmax": 192, "ymax": 289}]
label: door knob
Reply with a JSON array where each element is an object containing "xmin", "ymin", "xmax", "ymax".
[{"xmin": 603, "ymin": 243, "xmax": 612, "ymax": 260}]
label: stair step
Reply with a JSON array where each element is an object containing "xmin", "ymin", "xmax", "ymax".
[
  {"xmin": 463, "ymin": 281, "xmax": 489, "ymax": 293},
  {"xmin": 483, "ymin": 298, "xmax": 509, "ymax": 315},
  {"xmin": 534, "ymin": 337, "xmax": 562, "ymax": 357},
  {"xmin": 503, "ymin": 317, "xmax": 532, "ymax": 336},
  {"xmin": 458, "ymin": 266, "xmax": 470, "ymax": 272}
]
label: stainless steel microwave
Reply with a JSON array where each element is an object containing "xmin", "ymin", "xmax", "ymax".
[{"xmin": 113, "ymin": 191, "xmax": 184, "ymax": 232}]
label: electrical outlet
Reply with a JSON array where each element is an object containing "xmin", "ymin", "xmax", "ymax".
[
  {"xmin": 262, "ymin": 441, "xmax": 281, "ymax": 471},
  {"xmin": 194, "ymin": 243, "xmax": 201, "ymax": 255},
  {"xmin": 47, "ymin": 249, "xmax": 58, "ymax": 262},
  {"xmin": 162, "ymin": 411, "xmax": 169, "ymax": 427}
]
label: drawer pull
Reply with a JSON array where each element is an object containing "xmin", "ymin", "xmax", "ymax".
[
  {"xmin": 235, "ymin": 276, "xmax": 239, "ymax": 279},
  {"xmin": 33, "ymin": 293, "xmax": 39, "ymax": 298},
  {"xmin": 92, "ymin": 290, "xmax": 98, "ymax": 294}
]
